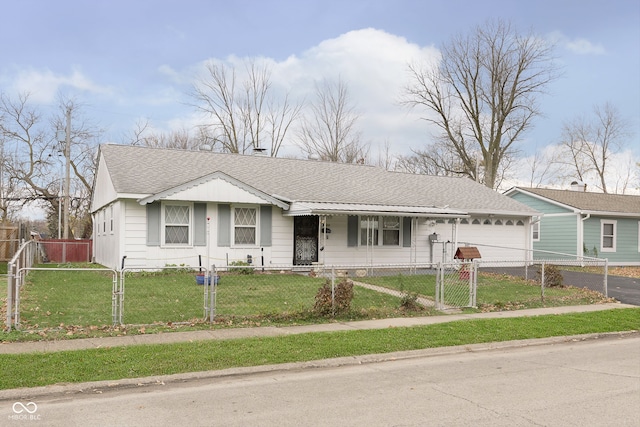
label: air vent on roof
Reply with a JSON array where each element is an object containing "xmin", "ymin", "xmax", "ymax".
[{"xmin": 570, "ymin": 181, "xmax": 587, "ymax": 192}]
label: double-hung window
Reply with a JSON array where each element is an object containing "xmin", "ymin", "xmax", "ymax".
[
  {"xmin": 164, "ymin": 203, "xmax": 191, "ymax": 245},
  {"xmin": 382, "ymin": 216, "xmax": 400, "ymax": 245},
  {"xmin": 601, "ymin": 220, "xmax": 616, "ymax": 252},
  {"xmin": 360, "ymin": 216, "xmax": 379, "ymax": 246},
  {"xmin": 359, "ymin": 216, "xmax": 402, "ymax": 246},
  {"xmin": 532, "ymin": 222, "xmax": 540, "ymax": 241},
  {"xmin": 234, "ymin": 207, "xmax": 257, "ymax": 245}
]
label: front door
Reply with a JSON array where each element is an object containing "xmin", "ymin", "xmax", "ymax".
[{"xmin": 293, "ymin": 216, "xmax": 319, "ymax": 265}]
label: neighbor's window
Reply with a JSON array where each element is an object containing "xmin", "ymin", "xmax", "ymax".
[
  {"xmin": 234, "ymin": 207, "xmax": 257, "ymax": 245},
  {"xmin": 382, "ymin": 216, "xmax": 400, "ymax": 246},
  {"xmin": 164, "ymin": 203, "xmax": 191, "ymax": 245},
  {"xmin": 532, "ymin": 222, "xmax": 540, "ymax": 241},
  {"xmin": 360, "ymin": 216, "xmax": 379, "ymax": 246},
  {"xmin": 601, "ymin": 220, "xmax": 616, "ymax": 252}
]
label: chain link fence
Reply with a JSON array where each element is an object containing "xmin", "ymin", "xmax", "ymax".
[{"xmin": 6, "ymin": 253, "xmax": 611, "ymax": 332}]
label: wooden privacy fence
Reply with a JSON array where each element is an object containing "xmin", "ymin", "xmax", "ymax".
[
  {"xmin": 38, "ymin": 239, "xmax": 93, "ymax": 263},
  {"xmin": 0, "ymin": 225, "xmax": 20, "ymax": 261}
]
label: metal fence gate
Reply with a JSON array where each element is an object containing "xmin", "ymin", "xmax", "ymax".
[{"xmin": 436, "ymin": 261, "xmax": 477, "ymax": 310}]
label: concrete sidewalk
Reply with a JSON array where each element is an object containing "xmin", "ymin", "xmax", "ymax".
[{"xmin": 1, "ymin": 303, "xmax": 635, "ymax": 355}]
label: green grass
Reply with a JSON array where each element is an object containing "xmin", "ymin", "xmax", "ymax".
[
  {"xmin": 0, "ymin": 308, "xmax": 637, "ymax": 390},
  {"xmin": 9, "ymin": 265, "xmax": 614, "ymax": 341}
]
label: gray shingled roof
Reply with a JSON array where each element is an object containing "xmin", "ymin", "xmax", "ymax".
[
  {"xmin": 517, "ymin": 187, "xmax": 640, "ymax": 215},
  {"xmin": 99, "ymin": 144, "xmax": 536, "ymax": 215}
]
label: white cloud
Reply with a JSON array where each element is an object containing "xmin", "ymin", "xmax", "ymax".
[
  {"xmin": 183, "ymin": 28, "xmax": 442, "ymax": 156},
  {"xmin": 10, "ymin": 67, "xmax": 114, "ymax": 103},
  {"xmin": 507, "ymin": 147, "xmax": 639, "ymax": 194},
  {"xmin": 548, "ymin": 31, "xmax": 606, "ymax": 55}
]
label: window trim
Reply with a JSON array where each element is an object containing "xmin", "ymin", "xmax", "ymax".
[
  {"xmin": 232, "ymin": 205, "xmax": 258, "ymax": 247},
  {"xmin": 600, "ymin": 219, "xmax": 616, "ymax": 253},
  {"xmin": 358, "ymin": 215, "xmax": 404, "ymax": 247},
  {"xmin": 109, "ymin": 205, "xmax": 114, "ymax": 234},
  {"xmin": 382, "ymin": 216, "xmax": 401, "ymax": 246},
  {"xmin": 161, "ymin": 202, "xmax": 193, "ymax": 247},
  {"xmin": 532, "ymin": 221, "xmax": 540, "ymax": 242}
]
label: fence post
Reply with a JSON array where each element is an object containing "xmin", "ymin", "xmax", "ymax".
[
  {"xmin": 435, "ymin": 262, "xmax": 442, "ymax": 310},
  {"xmin": 540, "ymin": 261, "xmax": 545, "ymax": 303},
  {"xmin": 6, "ymin": 261, "xmax": 14, "ymax": 331},
  {"xmin": 331, "ymin": 266, "xmax": 336, "ymax": 315},
  {"xmin": 603, "ymin": 259, "xmax": 608, "ymax": 297},
  {"xmin": 471, "ymin": 261, "xmax": 478, "ymax": 307}
]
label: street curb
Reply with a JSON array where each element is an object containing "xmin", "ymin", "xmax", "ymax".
[{"xmin": 2, "ymin": 330, "xmax": 637, "ymax": 402}]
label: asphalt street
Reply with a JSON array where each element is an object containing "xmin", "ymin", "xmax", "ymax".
[{"xmin": 4, "ymin": 333, "xmax": 639, "ymax": 427}]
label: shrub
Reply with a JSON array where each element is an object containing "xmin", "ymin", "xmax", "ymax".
[
  {"xmin": 314, "ymin": 278, "xmax": 354, "ymax": 316},
  {"xmin": 229, "ymin": 260, "xmax": 254, "ymax": 275},
  {"xmin": 399, "ymin": 292, "xmax": 422, "ymax": 311},
  {"xmin": 538, "ymin": 264, "xmax": 563, "ymax": 287}
]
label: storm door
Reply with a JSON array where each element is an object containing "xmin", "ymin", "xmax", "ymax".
[{"xmin": 293, "ymin": 216, "xmax": 319, "ymax": 265}]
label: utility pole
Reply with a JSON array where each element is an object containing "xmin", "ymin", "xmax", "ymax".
[{"xmin": 63, "ymin": 107, "xmax": 71, "ymax": 239}]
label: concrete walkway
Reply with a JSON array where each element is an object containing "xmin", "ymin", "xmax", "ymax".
[{"xmin": 1, "ymin": 303, "xmax": 635, "ymax": 355}]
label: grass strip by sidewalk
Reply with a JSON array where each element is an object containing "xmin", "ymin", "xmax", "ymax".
[{"xmin": 1, "ymin": 308, "xmax": 638, "ymax": 390}]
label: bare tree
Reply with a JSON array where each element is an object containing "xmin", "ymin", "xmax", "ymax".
[
  {"xmin": 191, "ymin": 60, "xmax": 301, "ymax": 156},
  {"xmin": 298, "ymin": 78, "xmax": 368, "ymax": 163},
  {"xmin": 557, "ymin": 103, "xmax": 631, "ymax": 193},
  {"xmin": 521, "ymin": 148, "xmax": 562, "ymax": 188},
  {"xmin": 0, "ymin": 92, "xmax": 100, "ymax": 237},
  {"xmin": 0, "ymin": 136, "xmax": 22, "ymax": 221},
  {"xmin": 403, "ymin": 19, "xmax": 558, "ymax": 189}
]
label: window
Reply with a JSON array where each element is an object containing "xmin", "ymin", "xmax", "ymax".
[
  {"xmin": 472, "ymin": 219, "xmax": 481, "ymax": 225},
  {"xmin": 110, "ymin": 205, "xmax": 114, "ymax": 233},
  {"xmin": 494, "ymin": 219, "xmax": 503, "ymax": 225},
  {"xmin": 506, "ymin": 220, "xmax": 514, "ymax": 226},
  {"xmin": 483, "ymin": 219, "xmax": 492, "ymax": 225},
  {"xmin": 102, "ymin": 209, "xmax": 106, "ymax": 234},
  {"xmin": 382, "ymin": 216, "xmax": 400, "ymax": 246},
  {"xmin": 360, "ymin": 216, "xmax": 379, "ymax": 246},
  {"xmin": 164, "ymin": 204, "xmax": 191, "ymax": 245},
  {"xmin": 460, "ymin": 219, "xmax": 469, "ymax": 225},
  {"xmin": 234, "ymin": 207, "xmax": 257, "ymax": 245},
  {"xmin": 601, "ymin": 220, "xmax": 616, "ymax": 252},
  {"xmin": 532, "ymin": 222, "xmax": 540, "ymax": 241}
]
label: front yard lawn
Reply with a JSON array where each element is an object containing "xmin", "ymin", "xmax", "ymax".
[{"xmin": 4, "ymin": 263, "xmax": 615, "ymax": 341}]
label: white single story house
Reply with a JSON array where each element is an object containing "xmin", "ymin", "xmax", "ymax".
[{"xmin": 90, "ymin": 144, "xmax": 539, "ymax": 270}]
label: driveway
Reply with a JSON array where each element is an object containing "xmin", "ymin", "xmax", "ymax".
[{"xmin": 481, "ymin": 266, "xmax": 640, "ymax": 306}]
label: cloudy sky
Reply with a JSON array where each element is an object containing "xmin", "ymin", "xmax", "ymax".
[{"xmin": 2, "ymin": 0, "xmax": 639, "ymax": 192}]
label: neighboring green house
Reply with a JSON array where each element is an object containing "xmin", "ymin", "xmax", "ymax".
[{"xmin": 505, "ymin": 187, "xmax": 640, "ymax": 266}]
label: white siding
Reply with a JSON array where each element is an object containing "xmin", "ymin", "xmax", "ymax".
[
  {"xmin": 98, "ymin": 202, "xmax": 532, "ymax": 270},
  {"xmin": 90, "ymin": 155, "xmax": 118, "ymax": 212},
  {"xmin": 93, "ymin": 200, "xmax": 124, "ymax": 270},
  {"xmin": 164, "ymin": 178, "xmax": 268, "ymax": 204}
]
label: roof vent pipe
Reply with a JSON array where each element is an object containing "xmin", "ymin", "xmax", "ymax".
[{"xmin": 252, "ymin": 146, "xmax": 268, "ymax": 156}]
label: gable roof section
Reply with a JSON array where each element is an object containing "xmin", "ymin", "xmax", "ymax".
[
  {"xmin": 98, "ymin": 144, "xmax": 538, "ymax": 216},
  {"xmin": 137, "ymin": 171, "xmax": 290, "ymax": 209},
  {"xmin": 508, "ymin": 187, "xmax": 640, "ymax": 216}
]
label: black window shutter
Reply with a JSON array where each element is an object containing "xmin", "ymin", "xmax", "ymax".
[
  {"xmin": 193, "ymin": 203, "xmax": 207, "ymax": 246},
  {"xmin": 347, "ymin": 215, "xmax": 359, "ymax": 247},
  {"xmin": 260, "ymin": 206, "xmax": 272, "ymax": 246},
  {"xmin": 403, "ymin": 217, "xmax": 412, "ymax": 247},
  {"xmin": 217, "ymin": 204, "xmax": 231, "ymax": 247},
  {"xmin": 146, "ymin": 202, "xmax": 161, "ymax": 246}
]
